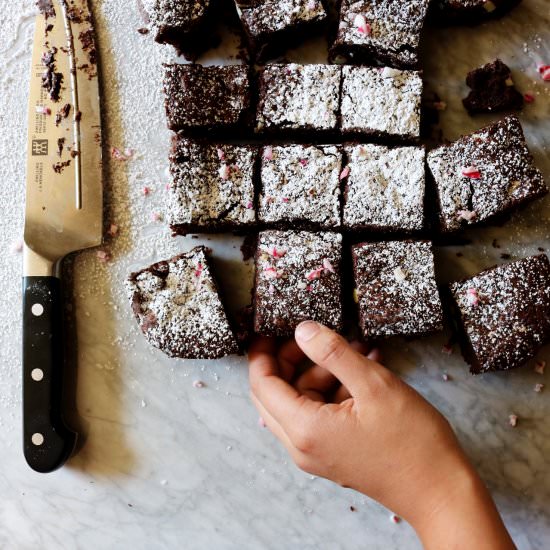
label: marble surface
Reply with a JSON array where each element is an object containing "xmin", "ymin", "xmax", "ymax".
[{"xmin": 1, "ymin": 0, "xmax": 550, "ymax": 548}]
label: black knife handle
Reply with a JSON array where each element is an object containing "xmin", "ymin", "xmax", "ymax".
[{"xmin": 23, "ymin": 276, "xmax": 77, "ymax": 473}]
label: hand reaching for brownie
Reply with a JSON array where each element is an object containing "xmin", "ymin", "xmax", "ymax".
[{"xmin": 249, "ymin": 322, "xmax": 516, "ymax": 550}]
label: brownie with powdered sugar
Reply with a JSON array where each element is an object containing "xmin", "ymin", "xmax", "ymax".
[
  {"xmin": 342, "ymin": 144, "xmax": 425, "ymax": 233},
  {"xmin": 340, "ymin": 66, "xmax": 422, "ymax": 141},
  {"xmin": 163, "ymin": 64, "xmax": 251, "ymax": 135},
  {"xmin": 330, "ymin": 0, "xmax": 430, "ymax": 69},
  {"xmin": 258, "ymin": 144, "xmax": 342, "ymax": 230},
  {"xmin": 253, "ymin": 230, "xmax": 343, "ymax": 337},
  {"xmin": 449, "ymin": 254, "xmax": 550, "ymax": 374},
  {"xmin": 234, "ymin": 0, "xmax": 328, "ymax": 63},
  {"xmin": 127, "ymin": 247, "xmax": 240, "ymax": 359},
  {"xmin": 431, "ymin": 0, "xmax": 522, "ymax": 25},
  {"xmin": 427, "ymin": 116, "xmax": 547, "ymax": 233},
  {"xmin": 166, "ymin": 136, "xmax": 257, "ymax": 235},
  {"xmin": 352, "ymin": 240, "xmax": 443, "ymax": 338},
  {"xmin": 255, "ymin": 64, "xmax": 340, "ymax": 135}
]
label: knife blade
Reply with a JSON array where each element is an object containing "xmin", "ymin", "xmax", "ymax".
[{"xmin": 23, "ymin": 0, "xmax": 102, "ymax": 473}]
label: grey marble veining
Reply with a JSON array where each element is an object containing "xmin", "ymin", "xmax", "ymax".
[{"xmin": 0, "ymin": 0, "xmax": 549, "ymax": 548}]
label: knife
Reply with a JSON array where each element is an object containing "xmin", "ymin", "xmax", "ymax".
[{"xmin": 23, "ymin": 0, "xmax": 102, "ymax": 473}]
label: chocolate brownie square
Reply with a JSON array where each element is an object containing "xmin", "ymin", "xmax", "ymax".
[
  {"xmin": 163, "ymin": 64, "xmax": 251, "ymax": 135},
  {"xmin": 449, "ymin": 254, "xmax": 550, "ymax": 374},
  {"xmin": 432, "ymin": 0, "xmax": 522, "ymax": 25},
  {"xmin": 253, "ymin": 230, "xmax": 343, "ymax": 337},
  {"xmin": 127, "ymin": 247, "xmax": 240, "ymax": 359},
  {"xmin": 342, "ymin": 144, "xmax": 425, "ymax": 233},
  {"xmin": 340, "ymin": 66, "xmax": 422, "ymax": 141},
  {"xmin": 148, "ymin": 0, "xmax": 217, "ymax": 60},
  {"xmin": 234, "ymin": 0, "xmax": 328, "ymax": 63},
  {"xmin": 427, "ymin": 116, "xmax": 548, "ymax": 233},
  {"xmin": 463, "ymin": 59, "xmax": 524, "ymax": 115},
  {"xmin": 352, "ymin": 240, "xmax": 443, "ymax": 338},
  {"xmin": 255, "ymin": 64, "xmax": 340, "ymax": 135},
  {"xmin": 166, "ymin": 136, "xmax": 257, "ymax": 235},
  {"xmin": 330, "ymin": 0, "xmax": 430, "ymax": 69},
  {"xmin": 258, "ymin": 144, "xmax": 342, "ymax": 230}
]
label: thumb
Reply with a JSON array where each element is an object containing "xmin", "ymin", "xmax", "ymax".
[{"xmin": 294, "ymin": 321, "xmax": 386, "ymax": 395}]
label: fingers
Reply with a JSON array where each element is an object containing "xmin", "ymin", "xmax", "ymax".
[
  {"xmin": 295, "ymin": 364, "xmax": 338, "ymax": 402},
  {"xmin": 333, "ymin": 385, "xmax": 352, "ymax": 404},
  {"xmin": 277, "ymin": 338, "xmax": 306, "ymax": 381},
  {"xmin": 294, "ymin": 321, "xmax": 387, "ymax": 395}
]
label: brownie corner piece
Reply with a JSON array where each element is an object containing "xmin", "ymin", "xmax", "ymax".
[
  {"xmin": 163, "ymin": 63, "xmax": 251, "ymax": 134},
  {"xmin": 126, "ymin": 247, "xmax": 239, "ymax": 359},
  {"xmin": 330, "ymin": 0, "xmax": 430, "ymax": 69},
  {"xmin": 462, "ymin": 59, "xmax": 524, "ymax": 115},
  {"xmin": 258, "ymin": 144, "xmax": 342, "ymax": 230},
  {"xmin": 427, "ymin": 115, "xmax": 548, "ymax": 233},
  {"xmin": 256, "ymin": 64, "xmax": 340, "ymax": 135},
  {"xmin": 342, "ymin": 144, "xmax": 425, "ymax": 233},
  {"xmin": 352, "ymin": 240, "xmax": 443, "ymax": 338},
  {"xmin": 449, "ymin": 254, "xmax": 550, "ymax": 374},
  {"xmin": 253, "ymin": 230, "xmax": 343, "ymax": 337},
  {"xmin": 166, "ymin": 136, "xmax": 257, "ymax": 234},
  {"xmin": 340, "ymin": 66, "xmax": 422, "ymax": 141},
  {"xmin": 235, "ymin": 0, "xmax": 327, "ymax": 63}
]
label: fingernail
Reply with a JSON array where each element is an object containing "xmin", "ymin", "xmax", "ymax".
[{"xmin": 295, "ymin": 321, "xmax": 320, "ymax": 342}]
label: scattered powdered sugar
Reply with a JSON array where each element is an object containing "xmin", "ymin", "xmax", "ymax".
[
  {"xmin": 258, "ymin": 144, "xmax": 342, "ymax": 227},
  {"xmin": 256, "ymin": 64, "xmax": 340, "ymax": 132},
  {"xmin": 340, "ymin": 66, "xmax": 422, "ymax": 139},
  {"xmin": 343, "ymin": 144, "xmax": 425, "ymax": 231}
]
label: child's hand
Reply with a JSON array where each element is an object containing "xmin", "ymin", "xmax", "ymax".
[{"xmin": 249, "ymin": 321, "xmax": 515, "ymax": 550}]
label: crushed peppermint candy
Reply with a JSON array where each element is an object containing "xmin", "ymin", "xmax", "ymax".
[
  {"xmin": 354, "ymin": 14, "xmax": 371, "ymax": 35},
  {"xmin": 306, "ymin": 268, "xmax": 324, "ymax": 281},
  {"xmin": 151, "ymin": 212, "xmax": 162, "ymax": 222},
  {"xmin": 466, "ymin": 287, "xmax": 479, "ymax": 306},
  {"xmin": 194, "ymin": 262, "xmax": 204, "ymax": 278},
  {"xmin": 508, "ymin": 414, "xmax": 518, "ymax": 427},
  {"xmin": 263, "ymin": 146, "xmax": 273, "ymax": 161},
  {"xmin": 271, "ymin": 247, "xmax": 287, "ymax": 259},
  {"xmin": 111, "ymin": 147, "xmax": 134, "ymax": 161},
  {"xmin": 537, "ymin": 64, "xmax": 550, "ymax": 81},
  {"xmin": 282, "ymin": 197, "xmax": 290, "ymax": 203},
  {"xmin": 263, "ymin": 267, "xmax": 282, "ymax": 279},
  {"xmin": 390, "ymin": 514, "xmax": 401, "ymax": 524},
  {"xmin": 218, "ymin": 164, "xmax": 230, "ymax": 180},
  {"xmin": 534, "ymin": 383, "xmax": 544, "ymax": 393},
  {"xmin": 142, "ymin": 186, "xmax": 151, "ymax": 196},
  {"xmin": 442, "ymin": 373, "xmax": 451, "ymax": 382},
  {"xmin": 217, "ymin": 148, "xmax": 225, "ymax": 161},
  {"xmin": 97, "ymin": 250, "xmax": 111, "ymax": 263},
  {"xmin": 523, "ymin": 92, "xmax": 535, "ymax": 103},
  {"xmin": 339, "ymin": 166, "xmax": 350, "ymax": 180},
  {"xmin": 35, "ymin": 105, "xmax": 51, "ymax": 115},
  {"xmin": 193, "ymin": 380, "xmax": 205, "ymax": 388},
  {"xmin": 107, "ymin": 224, "xmax": 119, "ymax": 237},
  {"xmin": 258, "ymin": 416, "xmax": 267, "ymax": 428},
  {"xmin": 393, "ymin": 267, "xmax": 407, "ymax": 282},
  {"xmin": 246, "ymin": 201, "xmax": 253, "ymax": 209},
  {"xmin": 534, "ymin": 360, "xmax": 546, "ymax": 375},
  {"xmin": 299, "ymin": 158, "xmax": 308, "ymax": 167},
  {"xmin": 457, "ymin": 210, "xmax": 477, "ymax": 222},
  {"xmin": 323, "ymin": 259, "xmax": 335, "ymax": 273},
  {"xmin": 461, "ymin": 165, "xmax": 481, "ymax": 179}
]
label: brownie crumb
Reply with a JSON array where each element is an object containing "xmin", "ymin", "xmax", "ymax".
[
  {"xmin": 55, "ymin": 103, "xmax": 71, "ymax": 126},
  {"xmin": 350, "ymin": 506, "xmax": 356, "ymax": 512},
  {"xmin": 492, "ymin": 238, "xmax": 500, "ymax": 249},
  {"xmin": 37, "ymin": 0, "xmax": 55, "ymax": 18},
  {"xmin": 57, "ymin": 137, "xmax": 65, "ymax": 157},
  {"xmin": 500, "ymin": 253, "xmax": 511, "ymax": 259},
  {"xmin": 538, "ymin": 247, "xmax": 545, "ymax": 252},
  {"xmin": 137, "ymin": 27, "xmax": 149, "ymax": 34},
  {"xmin": 41, "ymin": 47, "xmax": 63, "ymax": 102},
  {"xmin": 53, "ymin": 160, "xmax": 71, "ymax": 173}
]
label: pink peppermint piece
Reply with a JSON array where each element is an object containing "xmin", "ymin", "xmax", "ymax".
[
  {"xmin": 461, "ymin": 165, "xmax": 481, "ymax": 179},
  {"xmin": 219, "ymin": 164, "xmax": 230, "ymax": 180},
  {"xmin": 508, "ymin": 414, "xmax": 518, "ymax": 428},
  {"xmin": 263, "ymin": 267, "xmax": 279, "ymax": 279},
  {"xmin": 35, "ymin": 105, "xmax": 51, "ymax": 115},
  {"xmin": 542, "ymin": 68, "xmax": 550, "ymax": 82},
  {"xmin": 299, "ymin": 158, "xmax": 309, "ymax": 167},
  {"xmin": 323, "ymin": 258, "xmax": 335, "ymax": 273},
  {"xmin": 217, "ymin": 148, "xmax": 225, "ymax": 161},
  {"xmin": 457, "ymin": 210, "xmax": 477, "ymax": 222},
  {"xmin": 466, "ymin": 287, "xmax": 479, "ymax": 306},
  {"xmin": 124, "ymin": 148, "xmax": 135, "ymax": 160},
  {"xmin": 271, "ymin": 247, "xmax": 287, "ymax": 258},
  {"xmin": 537, "ymin": 64, "xmax": 550, "ymax": 74},
  {"xmin": 263, "ymin": 146, "xmax": 273, "ymax": 161},
  {"xmin": 282, "ymin": 197, "xmax": 290, "ymax": 203},
  {"xmin": 142, "ymin": 186, "xmax": 151, "ymax": 196},
  {"xmin": 107, "ymin": 224, "xmax": 118, "ymax": 237},
  {"xmin": 442, "ymin": 373, "xmax": 451, "ymax": 382},
  {"xmin": 193, "ymin": 380, "xmax": 205, "ymax": 389},
  {"xmin": 246, "ymin": 201, "xmax": 253, "ymax": 209},
  {"xmin": 165, "ymin": 182, "xmax": 172, "ymax": 191},
  {"xmin": 442, "ymin": 343, "xmax": 453, "ymax": 355},
  {"xmin": 111, "ymin": 147, "xmax": 132, "ymax": 161},
  {"xmin": 306, "ymin": 268, "xmax": 324, "ymax": 281},
  {"xmin": 339, "ymin": 166, "xmax": 350, "ymax": 180},
  {"xmin": 354, "ymin": 14, "xmax": 371, "ymax": 35},
  {"xmin": 96, "ymin": 250, "xmax": 111, "ymax": 263},
  {"xmin": 534, "ymin": 360, "xmax": 546, "ymax": 375},
  {"xmin": 151, "ymin": 212, "xmax": 162, "ymax": 222},
  {"xmin": 194, "ymin": 262, "xmax": 203, "ymax": 278},
  {"xmin": 524, "ymin": 92, "xmax": 535, "ymax": 103},
  {"xmin": 306, "ymin": 285, "xmax": 313, "ymax": 292},
  {"xmin": 268, "ymin": 284, "xmax": 275, "ymax": 295},
  {"xmin": 534, "ymin": 383, "xmax": 545, "ymax": 393},
  {"xmin": 258, "ymin": 416, "xmax": 267, "ymax": 427},
  {"xmin": 390, "ymin": 514, "xmax": 401, "ymax": 524}
]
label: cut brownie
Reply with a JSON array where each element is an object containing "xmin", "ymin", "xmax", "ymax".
[
  {"xmin": 253, "ymin": 230, "xmax": 343, "ymax": 337},
  {"xmin": 449, "ymin": 254, "xmax": 550, "ymax": 374},
  {"xmin": 258, "ymin": 144, "xmax": 342, "ymax": 230},
  {"xmin": 163, "ymin": 64, "xmax": 251, "ymax": 135},
  {"xmin": 166, "ymin": 136, "xmax": 257, "ymax": 235},
  {"xmin": 127, "ymin": 247, "xmax": 240, "ymax": 359},
  {"xmin": 340, "ymin": 66, "xmax": 422, "ymax": 141},
  {"xmin": 148, "ymin": 0, "xmax": 217, "ymax": 60},
  {"xmin": 463, "ymin": 59, "xmax": 524, "ymax": 115},
  {"xmin": 427, "ymin": 116, "xmax": 548, "ymax": 233},
  {"xmin": 234, "ymin": 0, "xmax": 328, "ymax": 63},
  {"xmin": 352, "ymin": 240, "xmax": 443, "ymax": 338},
  {"xmin": 342, "ymin": 144, "xmax": 425, "ymax": 233},
  {"xmin": 432, "ymin": 0, "xmax": 522, "ymax": 25},
  {"xmin": 256, "ymin": 64, "xmax": 340, "ymax": 135},
  {"xmin": 330, "ymin": 0, "xmax": 430, "ymax": 69}
]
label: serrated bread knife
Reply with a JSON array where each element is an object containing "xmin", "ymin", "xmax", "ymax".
[{"xmin": 23, "ymin": 0, "xmax": 102, "ymax": 473}]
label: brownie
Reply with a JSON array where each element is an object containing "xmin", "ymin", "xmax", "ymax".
[
  {"xmin": 340, "ymin": 66, "xmax": 422, "ymax": 141},
  {"xmin": 463, "ymin": 59, "xmax": 524, "ymax": 115},
  {"xmin": 330, "ymin": 0, "xmax": 430, "ymax": 69},
  {"xmin": 342, "ymin": 144, "xmax": 425, "ymax": 233},
  {"xmin": 352, "ymin": 240, "xmax": 443, "ymax": 339},
  {"xmin": 126, "ymin": 247, "xmax": 240, "ymax": 359},
  {"xmin": 258, "ymin": 144, "xmax": 342, "ymax": 230},
  {"xmin": 449, "ymin": 254, "xmax": 550, "ymax": 374},
  {"xmin": 163, "ymin": 64, "xmax": 251, "ymax": 135},
  {"xmin": 234, "ymin": 0, "xmax": 328, "ymax": 63},
  {"xmin": 431, "ymin": 0, "xmax": 522, "ymax": 25},
  {"xmin": 253, "ymin": 230, "xmax": 343, "ymax": 337},
  {"xmin": 427, "ymin": 116, "xmax": 548, "ymax": 233},
  {"xmin": 255, "ymin": 64, "xmax": 340, "ymax": 135},
  {"xmin": 166, "ymin": 136, "xmax": 257, "ymax": 235},
  {"xmin": 148, "ymin": 0, "xmax": 217, "ymax": 61}
]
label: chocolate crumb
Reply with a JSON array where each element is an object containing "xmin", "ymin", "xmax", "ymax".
[
  {"xmin": 37, "ymin": 0, "xmax": 55, "ymax": 18},
  {"xmin": 137, "ymin": 27, "xmax": 149, "ymax": 35},
  {"xmin": 53, "ymin": 160, "xmax": 71, "ymax": 173},
  {"xmin": 79, "ymin": 28, "xmax": 97, "ymax": 65},
  {"xmin": 538, "ymin": 247, "xmax": 545, "ymax": 252},
  {"xmin": 55, "ymin": 103, "xmax": 71, "ymax": 126},
  {"xmin": 500, "ymin": 253, "xmax": 511, "ymax": 260},
  {"xmin": 350, "ymin": 506, "xmax": 356, "ymax": 512},
  {"xmin": 492, "ymin": 239, "xmax": 500, "ymax": 249},
  {"xmin": 57, "ymin": 137, "xmax": 65, "ymax": 156},
  {"xmin": 41, "ymin": 47, "xmax": 63, "ymax": 101}
]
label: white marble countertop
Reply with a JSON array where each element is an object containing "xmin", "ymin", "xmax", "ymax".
[{"xmin": 1, "ymin": 1, "xmax": 549, "ymax": 548}]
